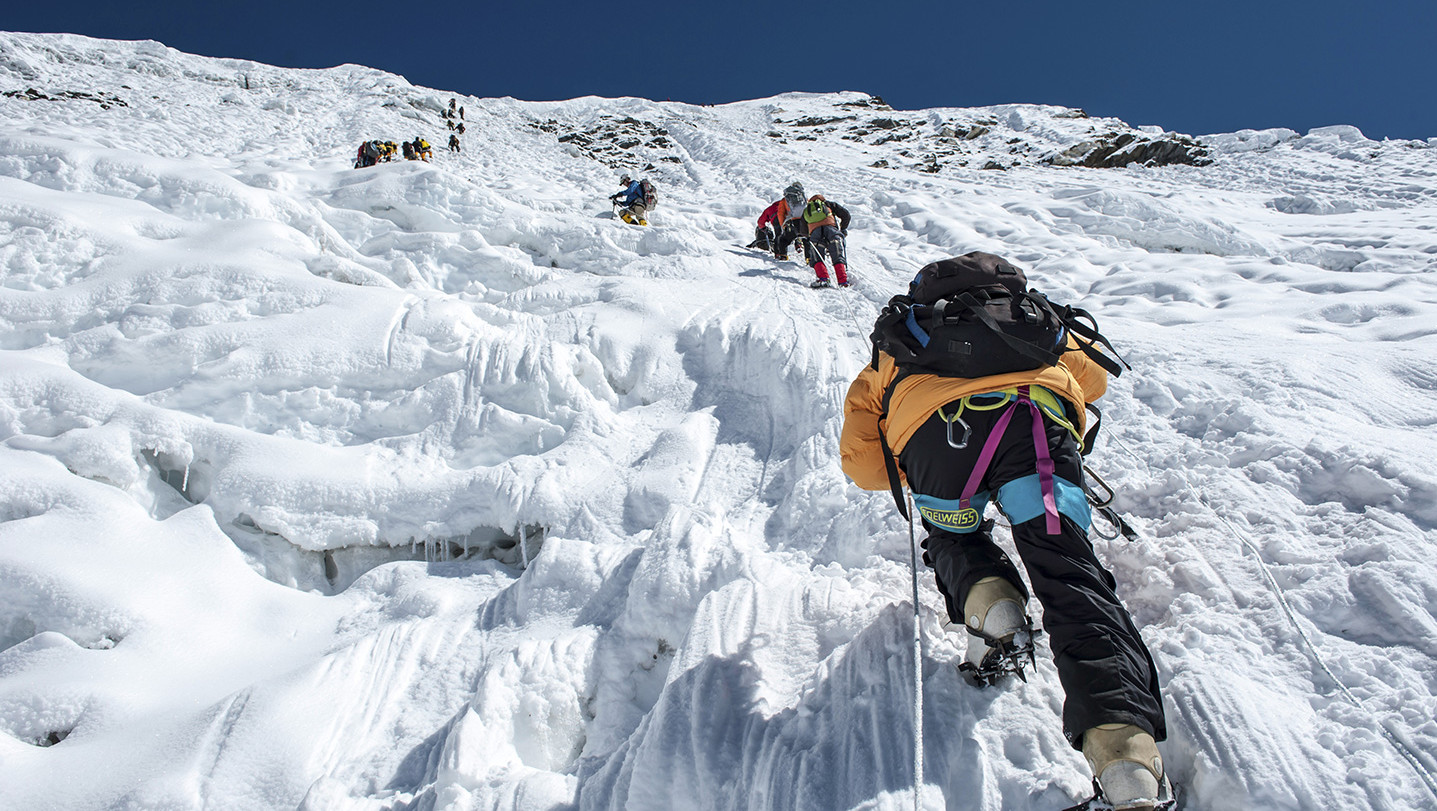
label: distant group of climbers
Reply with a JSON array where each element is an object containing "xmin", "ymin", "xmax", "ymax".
[
  {"xmin": 354, "ymin": 139, "xmax": 394, "ymax": 168},
  {"xmin": 354, "ymin": 136, "xmax": 432, "ymax": 168},
  {"xmin": 751, "ymin": 181, "xmax": 852, "ymax": 288},
  {"xmin": 444, "ymin": 98, "xmax": 466, "ymax": 151},
  {"xmin": 604, "ymin": 174, "xmax": 852, "ymax": 290},
  {"xmin": 402, "ymin": 137, "xmax": 433, "ymax": 162},
  {"xmin": 354, "ymin": 98, "xmax": 466, "ymax": 168}
]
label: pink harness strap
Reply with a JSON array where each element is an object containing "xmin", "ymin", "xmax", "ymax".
[{"xmin": 956, "ymin": 386, "xmax": 1062, "ymax": 535}]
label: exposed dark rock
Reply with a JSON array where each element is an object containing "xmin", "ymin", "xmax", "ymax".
[
  {"xmin": 3, "ymin": 87, "xmax": 128, "ymax": 109},
  {"xmin": 1045, "ymin": 131, "xmax": 1211, "ymax": 168},
  {"xmin": 948, "ymin": 124, "xmax": 989, "ymax": 140},
  {"xmin": 869, "ymin": 118, "xmax": 902, "ymax": 130},
  {"xmin": 1055, "ymin": 108, "xmax": 1090, "ymax": 119},
  {"xmin": 790, "ymin": 115, "xmax": 856, "ymax": 127},
  {"xmin": 547, "ymin": 114, "xmax": 681, "ymax": 169},
  {"xmin": 982, "ymin": 160, "xmax": 1007, "ymax": 170},
  {"xmin": 839, "ymin": 95, "xmax": 892, "ymax": 110}
]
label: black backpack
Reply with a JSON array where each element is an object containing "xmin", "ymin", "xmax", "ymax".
[{"xmin": 872, "ymin": 252, "xmax": 1125, "ymax": 382}]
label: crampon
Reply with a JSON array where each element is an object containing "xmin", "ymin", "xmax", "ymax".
[
  {"xmin": 1062, "ymin": 777, "xmax": 1178, "ymax": 810},
  {"xmin": 957, "ymin": 627, "xmax": 1040, "ymax": 688}
]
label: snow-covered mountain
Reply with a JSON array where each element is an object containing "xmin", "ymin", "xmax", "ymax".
[{"xmin": 2, "ymin": 31, "xmax": 1436, "ymax": 811}]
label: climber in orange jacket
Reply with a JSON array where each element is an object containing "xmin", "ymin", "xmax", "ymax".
[{"xmin": 840, "ymin": 251, "xmax": 1171, "ymax": 810}]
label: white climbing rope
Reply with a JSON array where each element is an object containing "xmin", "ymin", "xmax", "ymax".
[{"xmin": 906, "ymin": 492, "xmax": 926, "ymax": 811}]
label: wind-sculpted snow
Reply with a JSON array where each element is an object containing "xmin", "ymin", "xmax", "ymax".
[{"xmin": 3, "ymin": 30, "xmax": 1437, "ymax": 811}]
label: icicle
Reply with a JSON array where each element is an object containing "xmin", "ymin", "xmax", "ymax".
[
  {"xmin": 519, "ymin": 524, "xmax": 530, "ymax": 569},
  {"xmin": 181, "ymin": 464, "xmax": 190, "ymax": 495}
]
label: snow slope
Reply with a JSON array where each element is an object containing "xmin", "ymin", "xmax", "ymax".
[{"xmin": 2, "ymin": 31, "xmax": 1437, "ymax": 811}]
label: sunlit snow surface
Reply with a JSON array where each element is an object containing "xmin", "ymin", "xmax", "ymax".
[{"xmin": 2, "ymin": 32, "xmax": 1437, "ymax": 811}]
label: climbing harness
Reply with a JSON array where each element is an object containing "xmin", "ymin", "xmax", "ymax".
[{"xmin": 945, "ymin": 385, "xmax": 1065, "ymax": 536}]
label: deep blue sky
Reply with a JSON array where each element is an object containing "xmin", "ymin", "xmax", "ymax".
[{"xmin": 7, "ymin": 1, "xmax": 1435, "ymax": 139}]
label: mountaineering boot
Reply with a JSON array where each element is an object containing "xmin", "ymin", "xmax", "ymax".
[
  {"xmin": 964, "ymin": 576, "xmax": 1026, "ymax": 646},
  {"xmin": 834, "ymin": 262, "xmax": 849, "ymax": 286},
  {"xmin": 1082, "ymin": 724, "xmax": 1171, "ymax": 811},
  {"xmin": 956, "ymin": 576, "xmax": 1037, "ymax": 686},
  {"xmin": 810, "ymin": 278, "xmax": 833, "ymax": 289},
  {"xmin": 638, "ymin": 218, "xmax": 648, "ymax": 226},
  {"xmin": 620, "ymin": 210, "xmax": 635, "ymax": 224}
]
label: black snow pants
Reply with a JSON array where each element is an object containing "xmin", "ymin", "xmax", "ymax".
[
  {"xmin": 898, "ymin": 399, "xmax": 1167, "ymax": 748},
  {"xmin": 752, "ymin": 223, "xmax": 777, "ymax": 250},
  {"xmin": 774, "ymin": 219, "xmax": 813, "ymax": 263},
  {"xmin": 807, "ymin": 224, "xmax": 847, "ymax": 267}
]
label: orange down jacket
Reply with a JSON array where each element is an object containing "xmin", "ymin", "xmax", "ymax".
[{"xmin": 839, "ymin": 341, "xmax": 1110, "ymax": 492}]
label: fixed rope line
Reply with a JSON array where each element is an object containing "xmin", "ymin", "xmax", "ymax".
[
  {"xmin": 1107, "ymin": 433, "xmax": 1437, "ymax": 801},
  {"xmin": 905, "ymin": 491, "xmax": 926, "ymax": 811}
]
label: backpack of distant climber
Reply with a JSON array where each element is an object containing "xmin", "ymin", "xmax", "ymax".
[{"xmin": 803, "ymin": 197, "xmax": 831, "ymax": 224}]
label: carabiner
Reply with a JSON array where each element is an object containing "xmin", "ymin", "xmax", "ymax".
[
  {"xmin": 1082, "ymin": 463, "xmax": 1116, "ymax": 507},
  {"xmin": 945, "ymin": 413, "xmax": 971, "ymax": 450}
]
